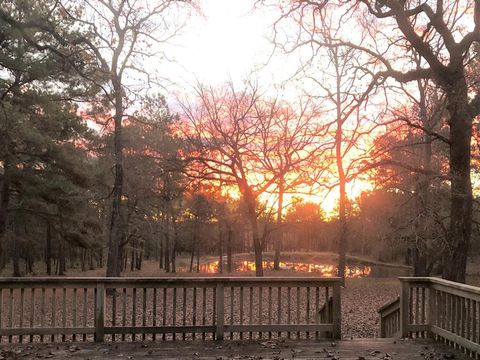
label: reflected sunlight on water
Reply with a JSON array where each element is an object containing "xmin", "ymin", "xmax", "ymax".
[{"xmin": 179, "ymin": 260, "xmax": 372, "ymax": 278}]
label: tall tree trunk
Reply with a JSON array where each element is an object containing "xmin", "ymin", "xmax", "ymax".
[
  {"xmin": 335, "ymin": 102, "xmax": 347, "ymax": 283},
  {"xmin": 171, "ymin": 215, "xmax": 177, "ymax": 273},
  {"xmin": 106, "ymin": 80, "xmax": 124, "ymax": 278},
  {"xmin": 89, "ymin": 249, "xmax": 95, "ymax": 270},
  {"xmin": 159, "ymin": 219, "xmax": 164, "ymax": 269},
  {"xmin": 81, "ymin": 248, "xmax": 86, "ymax": 272},
  {"xmin": 136, "ymin": 243, "xmax": 143, "ymax": 270},
  {"xmin": 190, "ymin": 219, "xmax": 197, "ymax": 272},
  {"xmin": 413, "ymin": 81, "xmax": 433, "ymax": 277},
  {"xmin": 0, "ymin": 155, "xmax": 11, "ymax": 270},
  {"xmin": 196, "ymin": 237, "xmax": 200, "ymax": 273},
  {"xmin": 244, "ymin": 189, "xmax": 263, "ymax": 277},
  {"xmin": 58, "ymin": 239, "xmax": 65, "ymax": 276},
  {"xmin": 12, "ymin": 221, "xmax": 21, "ymax": 277},
  {"xmin": 227, "ymin": 224, "xmax": 233, "ymax": 273},
  {"xmin": 273, "ymin": 178, "xmax": 284, "ymax": 270},
  {"xmin": 442, "ymin": 80, "xmax": 472, "ymax": 283},
  {"xmin": 130, "ymin": 239, "xmax": 135, "ymax": 271},
  {"xmin": 218, "ymin": 222, "xmax": 223, "ymax": 274},
  {"xmin": 164, "ymin": 212, "xmax": 170, "ymax": 272},
  {"xmin": 45, "ymin": 222, "xmax": 52, "ymax": 275}
]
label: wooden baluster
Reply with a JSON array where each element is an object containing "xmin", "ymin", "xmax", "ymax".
[
  {"xmin": 83, "ymin": 288, "xmax": 87, "ymax": 342},
  {"xmin": 153, "ymin": 288, "xmax": 157, "ymax": 341},
  {"xmin": 62, "ymin": 288, "xmax": 67, "ymax": 342},
  {"xmin": 162, "ymin": 288, "xmax": 167, "ymax": 341},
  {"xmin": 258, "ymin": 287, "xmax": 263, "ymax": 339},
  {"xmin": 456, "ymin": 296, "xmax": 461, "ymax": 339},
  {"xmin": 19, "ymin": 288, "xmax": 24, "ymax": 343},
  {"xmin": 277, "ymin": 286, "xmax": 282, "ymax": 338},
  {"xmin": 239, "ymin": 287, "xmax": 244, "ymax": 340},
  {"xmin": 443, "ymin": 292, "xmax": 448, "ymax": 334},
  {"xmin": 132, "ymin": 288, "xmax": 137, "ymax": 341},
  {"xmin": 30, "ymin": 288, "xmax": 35, "ymax": 343},
  {"xmin": 192, "ymin": 287, "xmax": 196, "ymax": 340},
  {"xmin": 414, "ymin": 287, "xmax": 418, "ymax": 337},
  {"xmin": 142, "ymin": 288, "xmax": 147, "ymax": 341},
  {"xmin": 72, "ymin": 288, "xmax": 77, "ymax": 342},
  {"xmin": 0, "ymin": 288, "xmax": 3, "ymax": 343},
  {"xmin": 287, "ymin": 287, "xmax": 291, "ymax": 339},
  {"xmin": 444, "ymin": 292, "xmax": 448, "ymax": 336},
  {"xmin": 438, "ymin": 291, "xmax": 443, "ymax": 331},
  {"xmin": 462, "ymin": 297, "xmax": 467, "ymax": 341},
  {"xmin": 182, "ymin": 287, "xmax": 187, "ymax": 340},
  {"xmin": 427, "ymin": 288, "xmax": 439, "ymax": 338},
  {"xmin": 421, "ymin": 287, "xmax": 426, "ymax": 327},
  {"xmin": 472, "ymin": 300, "xmax": 477, "ymax": 347},
  {"xmin": 215, "ymin": 284, "xmax": 224, "ymax": 341},
  {"xmin": 172, "ymin": 287, "xmax": 177, "ymax": 340},
  {"xmin": 202, "ymin": 287, "xmax": 206, "ymax": 341},
  {"xmin": 447, "ymin": 293, "xmax": 452, "ymax": 336},
  {"xmin": 306, "ymin": 287, "xmax": 310, "ymax": 339},
  {"xmin": 451, "ymin": 294, "xmax": 457, "ymax": 347},
  {"xmin": 230, "ymin": 286, "xmax": 234, "ymax": 340},
  {"xmin": 9, "ymin": 288, "xmax": 13, "ymax": 343},
  {"xmin": 315, "ymin": 286, "xmax": 319, "ymax": 340},
  {"xmin": 326, "ymin": 287, "xmax": 330, "ymax": 323},
  {"xmin": 466, "ymin": 298, "xmax": 471, "ymax": 341},
  {"xmin": 41, "ymin": 288, "xmax": 46, "ymax": 342},
  {"xmin": 111, "ymin": 288, "xmax": 116, "ymax": 342},
  {"xmin": 51, "ymin": 288, "xmax": 56, "ymax": 342},
  {"xmin": 268, "ymin": 286, "xmax": 272, "ymax": 339},
  {"xmin": 472, "ymin": 301, "xmax": 480, "ymax": 357},
  {"xmin": 296, "ymin": 287, "xmax": 300, "ymax": 339},
  {"xmin": 249, "ymin": 286, "xmax": 253, "ymax": 339},
  {"xmin": 122, "ymin": 288, "xmax": 127, "ymax": 342},
  {"xmin": 409, "ymin": 286, "xmax": 414, "ymax": 326},
  {"xmin": 94, "ymin": 283, "xmax": 105, "ymax": 343}
]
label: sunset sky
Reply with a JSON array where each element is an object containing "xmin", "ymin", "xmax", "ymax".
[
  {"xmin": 159, "ymin": 0, "xmax": 374, "ymax": 215},
  {"xmin": 164, "ymin": 0, "xmax": 300, "ymax": 94}
]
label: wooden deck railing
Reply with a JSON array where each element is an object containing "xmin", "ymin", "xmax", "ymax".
[
  {"xmin": 378, "ymin": 296, "xmax": 400, "ymax": 338},
  {"xmin": 378, "ymin": 277, "xmax": 480, "ymax": 359},
  {"xmin": 0, "ymin": 277, "xmax": 342, "ymax": 343}
]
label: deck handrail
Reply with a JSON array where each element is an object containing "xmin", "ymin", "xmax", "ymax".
[
  {"xmin": 378, "ymin": 296, "xmax": 400, "ymax": 338},
  {"xmin": 0, "ymin": 276, "xmax": 342, "ymax": 343},
  {"xmin": 378, "ymin": 277, "xmax": 480, "ymax": 358}
]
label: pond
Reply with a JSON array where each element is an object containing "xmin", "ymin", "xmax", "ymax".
[{"xmin": 178, "ymin": 260, "xmax": 410, "ymax": 278}]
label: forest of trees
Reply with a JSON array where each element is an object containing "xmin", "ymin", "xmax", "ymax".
[{"xmin": 0, "ymin": 0, "xmax": 479, "ymax": 283}]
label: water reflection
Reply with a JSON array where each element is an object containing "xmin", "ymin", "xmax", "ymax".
[{"xmin": 180, "ymin": 260, "xmax": 372, "ymax": 278}]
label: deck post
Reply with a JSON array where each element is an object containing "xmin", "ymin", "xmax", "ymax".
[
  {"xmin": 215, "ymin": 283, "xmax": 224, "ymax": 340},
  {"xmin": 94, "ymin": 282, "xmax": 105, "ymax": 342},
  {"xmin": 332, "ymin": 282, "xmax": 341, "ymax": 340},
  {"xmin": 400, "ymin": 280, "xmax": 409, "ymax": 338}
]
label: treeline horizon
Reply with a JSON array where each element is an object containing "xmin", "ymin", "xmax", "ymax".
[{"xmin": 0, "ymin": 1, "xmax": 479, "ymax": 282}]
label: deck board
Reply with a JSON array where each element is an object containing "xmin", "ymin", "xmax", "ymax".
[{"xmin": 0, "ymin": 339, "xmax": 472, "ymax": 359}]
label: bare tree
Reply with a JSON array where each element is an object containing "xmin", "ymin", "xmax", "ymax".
[
  {"xmin": 266, "ymin": 4, "xmax": 380, "ymax": 280},
  {"xmin": 66, "ymin": 0, "xmax": 193, "ymax": 277},
  {"xmin": 182, "ymin": 82, "xmax": 292, "ymax": 276},
  {"xmin": 255, "ymin": 99, "xmax": 324, "ymax": 270},
  {"xmin": 266, "ymin": 0, "xmax": 480, "ymax": 283}
]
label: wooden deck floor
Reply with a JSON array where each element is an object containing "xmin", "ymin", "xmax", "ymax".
[{"xmin": 0, "ymin": 339, "xmax": 471, "ymax": 360}]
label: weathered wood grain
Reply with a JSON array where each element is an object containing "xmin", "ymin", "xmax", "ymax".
[{"xmin": 0, "ymin": 339, "xmax": 471, "ymax": 360}]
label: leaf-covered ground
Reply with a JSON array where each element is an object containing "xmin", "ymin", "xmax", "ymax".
[{"xmin": 340, "ymin": 278, "xmax": 399, "ymax": 338}]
